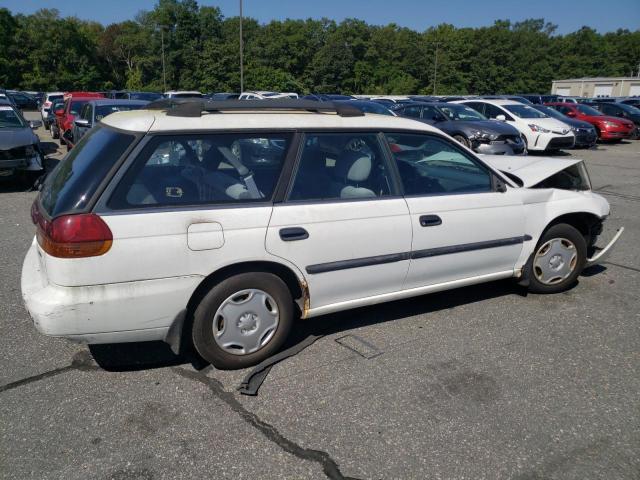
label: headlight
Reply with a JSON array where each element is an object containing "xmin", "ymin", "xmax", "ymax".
[
  {"xmin": 603, "ymin": 121, "xmax": 620, "ymax": 128},
  {"xmin": 482, "ymin": 132, "xmax": 499, "ymax": 140},
  {"xmin": 528, "ymin": 124, "xmax": 551, "ymax": 133}
]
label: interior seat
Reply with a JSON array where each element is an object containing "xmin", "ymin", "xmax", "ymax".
[{"xmin": 331, "ymin": 149, "xmax": 376, "ymax": 198}]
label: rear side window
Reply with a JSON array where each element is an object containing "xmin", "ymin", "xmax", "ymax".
[
  {"xmin": 384, "ymin": 132, "xmax": 492, "ymax": 195},
  {"xmin": 109, "ymin": 133, "xmax": 291, "ymax": 209},
  {"xmin": 288, "ymin": 133, "xmax": 392, "ymax": 201},
  {"xmin": 40, "ymin": 126, "xmax": 135, "ymax": 217}
]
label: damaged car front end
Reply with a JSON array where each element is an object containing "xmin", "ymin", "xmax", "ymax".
[
  {"xmin": 0, "ymin": 102, "xmax": 44, "ymax": 179},
  {"xmin": 481, "ymin": 154, "xmax": 624, "ymax": 268}
]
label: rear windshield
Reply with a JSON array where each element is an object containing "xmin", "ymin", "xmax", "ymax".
[{"xmin": 40, "ymin": 126, "xmax": 135, "ymax": 217}]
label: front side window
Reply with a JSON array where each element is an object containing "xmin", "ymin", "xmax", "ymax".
[
  {"xmin": 576, "ymin": 104, "xmax": 602, "ymax": 116},
  {"xmin": 384, "ymin": 133, "xmax": 492, "ymax": 196},
  {"xmin": 288, "ymin": 133, "xmax": 392, "ymax": 201},
  {"xmin": 440, "ymin": 104, "xmax": 487, "ymax": 121},
  {"xmin": 484, "ymin": 104, "xmax": 509, "ymax": 120},
  {"xmin": 109, "ymin": 133, "xmax": 291, "ymax": 209},
  {"xmin": 400, "ymin": 106, "xmax": 421, "ymax": 118},
  {"xmin": 70, "ymin": 100, "xmax": 88, "ymax": 116}
]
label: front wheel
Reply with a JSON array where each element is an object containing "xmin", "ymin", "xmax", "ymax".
[
  {"xmin": 453, "ymin": 134, "xmax": 471, "ymax": 149},
  {"xmin": 527, "ymin": 223, "xmax": 587, "ymax": 294},
  {"xmin": 192, "ymin": 272, "xmax": 294, "ymax": 369}
]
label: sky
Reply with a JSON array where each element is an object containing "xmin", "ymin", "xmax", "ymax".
[{"xmin": 2, "ymin": 0, "xmax": 639, "ymax": 34}]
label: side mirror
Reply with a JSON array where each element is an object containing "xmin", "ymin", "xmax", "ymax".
[
  {"xmin": 54, "ymin": 108, "xmax": 64, "ymax": 116},
  {"xmin": 496, "ymin": 114, "xmax": 506, "ymax": 122},
  {"xmin": 566, "ymin": 111, "xmax": 576, "ymax": 117},
  {"xmin": 74, "ymin": 118, "xmax": 91, "ymax": 128},
  {"xmin": 494, "ymin": 176, "xmax": 508, "ymax": 193},
  {"xmin": 29, "ymin": 120, "xmax": 42, "ymax": 129}
]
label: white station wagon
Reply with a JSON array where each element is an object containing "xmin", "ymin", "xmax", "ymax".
[{"xmin": 22, "ymin": 100, "xmax": 622, "ymax": 369}]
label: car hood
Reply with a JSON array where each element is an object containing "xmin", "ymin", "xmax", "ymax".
[
  {"xmin": 0, "ymin": 127, "xmax": 36, "ymax": 149},
  {"xmin": 523, "ymin": 117, "xmax": 572, "ymax": 134},
  {"xmin": 479, "ymin": 154, "xmax": 583, "ymax": 187}
]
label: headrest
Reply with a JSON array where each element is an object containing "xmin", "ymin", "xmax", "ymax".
[{"xmin": 336, "ymin": 149, "xmax": 372, "ymax": 183}]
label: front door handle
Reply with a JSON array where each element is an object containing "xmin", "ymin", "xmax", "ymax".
[
  {"xmin": 279, "ymin": 227, "xmax": 309, "ymax": 241},
  {"xmin": 419, "ymin": 215, "xmax": 442, "ymax": 227}
]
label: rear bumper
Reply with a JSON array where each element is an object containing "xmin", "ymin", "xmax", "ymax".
[{"xmin": 21, "ymin": 240, "xmax": 202, "ymax": 344}]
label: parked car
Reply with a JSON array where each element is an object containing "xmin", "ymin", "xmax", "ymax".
[
  {"xmin": 457, "ymin": 99, "xmax": 575, "ymax": 152},
  {"xmin": 6, "ymin": 91, "xmax": 39, "ymax": 110},
  {"xmin": 48, "ymin": 100, "xmax": 64, "ymax": 139},
  {"xmin": 585, "ymin": 102, "xmax": 640, "ymax": 138},
  {"xmin": 107, "ymin": 91, "xmax": 163, "ymax": 101},
  {"xmin": 394, "ymin": 101, "xmax": 525, "ymax": 155},
  {"xmin": 334, "ymin": 99, "xmax": 395, "ymax": 116},
  {"xmin": 239, "ymin": 91, "xmax": 298, "ymax": 100},
  {"xmin": 545, "ymin": 102, "xmax": 635, "ymax": 142},
  {"xmin": 165, "ymin": 91, "xmax": 203, "ymax": 99},
  {"xmin": 71, "ymin": 99, "xmax": 149, "ymax": 147},
  {"xmin": 22, "ymin": 99, "xmax": 622, "ymax": 369},
  {"xmin": 516, "ymin": 94, "xmax": 560, "ymax": 105},
  {"xmin": 40, "ymin": 92, "xmax": 64, "ymax": 125},
  {"xmin": 0, "ymin": 98, "xmax": 43, "ymax": 181},
  {"xmin": 530, "ymin": 105, "xmax": 597, "ymax": 148},
  {"xmin": 56, "ymin": 92, "xmax": 105, "ymax": 150}
]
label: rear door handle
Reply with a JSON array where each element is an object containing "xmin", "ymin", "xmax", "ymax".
[
  {"xmin": 279, "ymin": 227, "xmax": 309, "ymax": 241},
  {"xmin": 419, "ymin": 215, "xmax": 442, "ymax": 227}
]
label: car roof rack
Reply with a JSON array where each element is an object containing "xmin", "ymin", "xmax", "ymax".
[{"xmin": 145, "ymin": 98, "xmax": 365, "ymax": 118}]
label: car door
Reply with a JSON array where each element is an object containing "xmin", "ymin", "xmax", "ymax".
[
  {"xmin": 383, "ymin": 131, "xmax": 526, "ymax": 289},
  {"xmin": 265, "ymin": 131, "xmax": 412, "ymax": 310}
]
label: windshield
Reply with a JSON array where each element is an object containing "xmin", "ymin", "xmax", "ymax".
[
  {"xmin": 70, "ymin": 100, "xmax": 88, "ymax": 116},
  {"xmin": 95, "ymin": 104, "xmax": 145, "ymax": 121},
  {"xmin": 576, "ymin": 104, "xmax": 602, "ymax": 116},
  {"xmin": 0, "ymin": 105, "xmax": 25, "ymax": 128},
  {"xmin": 617, "ymin": 103, "xmax": 640, "ymax": 115},
  {"xmin": 504, "ymin": 104, "xmax": 548, "ymax": 118},
  {"xmin": 533, "ymin": 105, "xmax": 566, "ymax": 121},
  {"xmin": 171, "ymin": 93, "xmax": 202, "ymax": 98},
  {"xmin": 439, "ymin": 104, "xmax": 487, "ymax": 121},
  {"xmin": 40, "ymin": 126, "xmax": 136, "ymax": 216}
]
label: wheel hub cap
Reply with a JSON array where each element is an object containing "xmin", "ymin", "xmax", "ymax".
[
  {"xmin": 533, "ymin": 238, "xmax": 577, "ymax": 285},
  {"xmin": 213, "ymin": 289, "xmax": 279, "ymax": 355}
]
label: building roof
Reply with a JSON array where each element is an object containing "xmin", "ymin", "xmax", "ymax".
[{"xmin": 553, "ymin": 77, "xmax": 640, "ymax": 83}]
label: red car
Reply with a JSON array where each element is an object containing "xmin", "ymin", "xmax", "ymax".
[
  {"xmin": 54, "ymin": 92, "xmax": 104, "ymax": 150},
  {"xmin": 545, "ymin": 102, "xmax": 635, "ymax": 142}
]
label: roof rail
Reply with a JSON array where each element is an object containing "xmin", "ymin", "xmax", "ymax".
[{"xmin": 145, "ymin": 98, "xmax": 365, "ymax": 117}]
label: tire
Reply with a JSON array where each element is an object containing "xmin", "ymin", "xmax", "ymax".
[
  {"xmin": 453, "ymin": 134, "xmax": 470, "ymax": 149},
  {"xmin": 192, "ymin": 272, "xmax": 295, "ymax": 369},
  {"xmin": 527, "ymin": 223, "xmax": 587, "ymax": 294},
  {"xmin": 50, "ymin": 124, "xmax": 59, "ymax": 139}
]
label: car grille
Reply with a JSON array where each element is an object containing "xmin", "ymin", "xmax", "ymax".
[
  {"xmin": 0, "ymin": 146, "xmax": 27, "ymax": 161},
  {"xmin": 493, "ymin": 135, "xmax": 521, "ymax": 143}
]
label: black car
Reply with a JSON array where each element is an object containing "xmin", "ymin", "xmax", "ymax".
[
  {"xmin": 516, "ymin": 94, "xmax": 560, "ymax": 104},
  {"xmin": 394, "ymin": 102, "xmax": 525, "ymax": 155},
  {"xmin": 0, "ymin": 98, "xmax": 43, "ymax": 180},
  {"xmin": 530, "ymin": 105, "xmax": 597, "ymax": 148},
  {"xmin": 71, "ymin": 99, "xmax": 149, "ymax": 147},
  {"xmin": 6, "ymin": 91, "xmax": 39, "ymax": 110},
  {"xmin": 107, "ymin": 91, "xmax": 163, "ymax": 101},
  {"xmin": 334, "ymin": 99, "xmax": 395, "ymax": 116},
  {"xmin": 586, "ymin": 102, "xmax": 640, "ymax": 138}
]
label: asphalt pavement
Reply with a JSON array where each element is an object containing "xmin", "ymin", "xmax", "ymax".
[{"xmin": 1, "ymin": 112, "xmax": 638, "ymax": 480}]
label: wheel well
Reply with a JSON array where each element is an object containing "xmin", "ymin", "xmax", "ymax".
[
  {"xmin": 546, "ymin": 212, "xmax": 601, "ymax": 244},
  {"xmin": 186, "ymin": 261, "xmax": 304, "ymax": 318}
]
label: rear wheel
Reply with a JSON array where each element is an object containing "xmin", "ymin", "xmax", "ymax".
[
  {"xmin": 527, "ymin": 223, "xmax": 587, "ymax": 294},
  {"xmin": 192, "ymin": 272, "xmax": 294, "ymax": 369},
  {"xmin": 50, "ymin": 123, "xmax": 59, "ymax": 139}
]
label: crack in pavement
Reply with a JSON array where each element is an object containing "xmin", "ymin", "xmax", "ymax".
[
  {"xmin": 0, "ymin": 351, "xmax": 98, "ymax": 393},
  {"xmin": 604, "ymin": 261, "xmax": 640, "ymax": 274},
  {"xmin": 173, "ymin": 367, "xmax": 362, "ymax": 480}
]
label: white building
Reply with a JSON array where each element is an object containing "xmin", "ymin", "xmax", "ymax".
[{"xmin": 551, "ymin": 77, "xmax": 640, "ymax": 98}]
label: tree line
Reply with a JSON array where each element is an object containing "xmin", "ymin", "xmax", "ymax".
[{"xmin": 1, "ymin": 0, "xmax": 639, "ymax": 95}]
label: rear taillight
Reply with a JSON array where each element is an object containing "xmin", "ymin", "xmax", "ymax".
[{"xmin": 32, "ymin": 202, "xmax": 112, "ymax": 258}]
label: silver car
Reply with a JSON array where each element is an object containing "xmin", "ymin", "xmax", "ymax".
[{"xmin": 0, "ymin": 99, "xmax": 43, "ymax": 181}]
